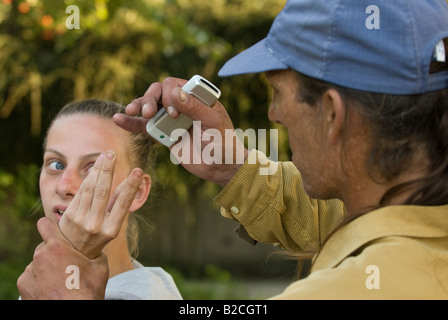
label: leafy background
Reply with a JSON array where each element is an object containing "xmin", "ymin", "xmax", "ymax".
[{"xmin": 0, "ymin": 0, "xmax": 293, "ymax": 299}]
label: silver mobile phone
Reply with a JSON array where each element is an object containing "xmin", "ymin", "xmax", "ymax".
[{"xmin": 146, "ymin": 75, "xmax": 221, "ymax": 147}]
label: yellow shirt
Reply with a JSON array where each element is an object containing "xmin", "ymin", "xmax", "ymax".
[{"xmin": 214, "ymin": 150, "xmax": 448, "ymax": 299}]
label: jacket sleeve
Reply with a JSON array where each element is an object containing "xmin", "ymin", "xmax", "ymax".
[{"xmin": 214, "ymin": 149, "xmax": 346, "ymax": 252}]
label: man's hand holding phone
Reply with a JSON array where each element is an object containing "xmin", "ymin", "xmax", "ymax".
[{"xmin": 113, "ymin": 75, "xmax": 248, "ymax": 187}]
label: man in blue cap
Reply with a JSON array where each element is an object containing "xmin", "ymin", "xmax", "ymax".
[{"xmin": 19, "ymin": 0, "xmax": 448, "ymax": 299}]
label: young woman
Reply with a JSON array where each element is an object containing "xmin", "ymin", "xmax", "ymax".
[{"xmin": 39, "ymin": 99, "xmax": 182, "ymax": 300}]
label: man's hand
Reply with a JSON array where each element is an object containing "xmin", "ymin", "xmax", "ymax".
[
  {"xmin": 17, "ymin": 217, "xmax": 109, "ymax": 300},
  {"xmin": 113, "ymin": 77, "xmax": 248, "ymax": 186}
]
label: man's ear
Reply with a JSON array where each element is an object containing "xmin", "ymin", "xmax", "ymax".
[
  {"xmin": 321, "ymin": 88, "xmax": 346, "ymax": 145},
  {"xmin": 129, "ymin": 173, "xmax": 151, "ymax": 213}
]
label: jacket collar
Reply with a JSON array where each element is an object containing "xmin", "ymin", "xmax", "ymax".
[{"xmin": 312, "ymin": 205, "xmax": 448, "ymax": 272}]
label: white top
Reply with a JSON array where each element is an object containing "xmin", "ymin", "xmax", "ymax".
[{"xmin": 105, "ymin": 260, "xmax": 182, "ymax": 300}]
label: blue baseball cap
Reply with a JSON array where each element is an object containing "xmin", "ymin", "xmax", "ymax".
[{"xmin": 218, "ymin": 0, "xmax": 448, "ymax": 95}]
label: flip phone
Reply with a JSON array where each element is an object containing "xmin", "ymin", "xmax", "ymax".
[{"xmin": 146, "ymin": 75, "xmax": 221, "ymax": 147}]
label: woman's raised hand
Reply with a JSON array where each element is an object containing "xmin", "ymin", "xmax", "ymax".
[{"xmin": 58, "ymin": 150, "xmax": 143, "ymax": 259}]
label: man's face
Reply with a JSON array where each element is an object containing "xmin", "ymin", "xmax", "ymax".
[{"xmin": 265, "ymin": 69, "xmax": 339, "ymax": 199}]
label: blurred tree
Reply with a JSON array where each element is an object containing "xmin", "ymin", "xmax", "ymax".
[{"xmin": 0, "ymin": 0, "xmax": 287, "ymax": 299}]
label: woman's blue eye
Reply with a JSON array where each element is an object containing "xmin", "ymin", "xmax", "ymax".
[{"xmin": 49, "ymin": 161, "xmax": 64, "ymax": 171}]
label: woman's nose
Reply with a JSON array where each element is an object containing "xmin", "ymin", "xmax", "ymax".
[{"xmin": 55, "ymin": 168, "xmax": 81, "ymax": 199}]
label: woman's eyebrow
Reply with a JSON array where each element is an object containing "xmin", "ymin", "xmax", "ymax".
[
  {"xmin": 43, "ymin": 148, "xmax": 66, "ymax": 160},
  {"xmin": 44, "ymin": 149, "xmax": 101, "ymax": 162},
  {"xmin": 80, "ymin": 152, "xmax": 102, "ymax": 162}
]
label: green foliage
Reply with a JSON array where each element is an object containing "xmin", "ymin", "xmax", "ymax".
[
  {"xmin": 0, "ymin": 164, "xmax": 41, "ymax": 299},
  {"xmin": 0, "ymin": 0, "xmax": 285, "ymax": 136}
]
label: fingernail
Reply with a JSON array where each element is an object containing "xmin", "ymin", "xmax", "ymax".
[
  {"xmin": 106, "ymin": 151, "xmax": 115, "ymax": 160},
  {"xmin": 166, "ymin": 106, "xmax": 179, "ymax": 118},
  {"xmin": 96, "ymin": 153, "xmax": 105, "ymax": 163},
  {"xmin": 142, "ymin": 103, "xmax": 149, "ymax": 113},
  {"xmin": 179, "ymin": 90, "xmax": 187, "ymax": 103},
  {"xmin": 133, "ymin": 169, "xmax": 143, "ymax": 178}
]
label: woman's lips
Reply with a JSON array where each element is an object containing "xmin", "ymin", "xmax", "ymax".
[{"xmin": 53, "ymin": 206, "xmax": 67, "ymax": 222}]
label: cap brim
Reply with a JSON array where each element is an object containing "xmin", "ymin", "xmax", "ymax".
[{"xmin": 218, "ymin": 39, "xmax": 288, "ymax": 77}]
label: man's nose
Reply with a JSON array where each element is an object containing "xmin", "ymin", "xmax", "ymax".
[{"xmin": 268, "ymin": 104, "xmax": 281, "ymax": 125}]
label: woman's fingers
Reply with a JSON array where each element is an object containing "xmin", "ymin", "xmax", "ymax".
[
  {"xmin": 83, "ymin": 168, "xmax": 143, "ymax": 259},
  {"xmin": 88, "ymin": 151, "xmax": 116, "ymax": 225},
  {"xmin": 58, "ymin": 149, "xmax": 143, "ymax": 259},
  {"xmin": 105, "ymin": 177, "xmax": 126, "ymax": 215},
  {"xmin": 59, "ymin": 151, "xmax": 116, "ymax": 256},
  {"xmin": 105, "ymin": 168, "xmax": 143, "ymax": 232},
  {"xmin": 77, "ymin": 152, "xmax": 105, "ymax": 218},
  {"xmin": 59, "ymin": 152, "xmax": 106, "ymax": 245}
]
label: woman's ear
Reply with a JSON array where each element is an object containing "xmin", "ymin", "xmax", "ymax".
[{"xmin": 129, "ymin": 173, "xmax": 151, "ymax": 213}]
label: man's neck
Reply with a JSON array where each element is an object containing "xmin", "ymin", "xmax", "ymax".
[{"xmin": 342, "ymin": 167, "xmax": 428, "ymax": 217}]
